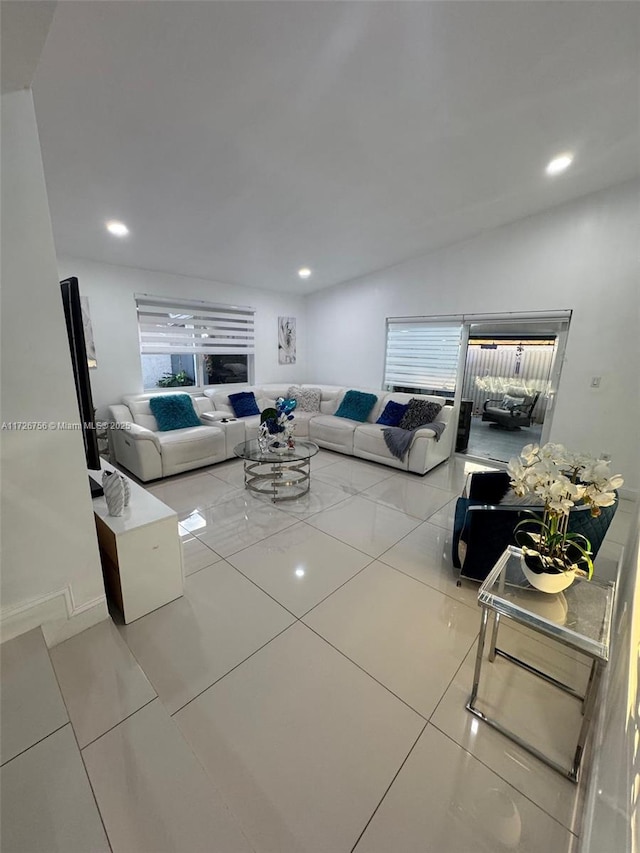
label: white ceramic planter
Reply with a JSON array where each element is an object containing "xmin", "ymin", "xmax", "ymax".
[{"xmin": 521, "ymin": 557, "xmax": 576, "ymax": 594}]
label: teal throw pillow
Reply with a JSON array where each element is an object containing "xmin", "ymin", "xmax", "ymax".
[
  {"xmin": 334, "ymin": 390, "xmax": 378, "ymax": 422},
  {"xmin": 149, "ymin": 394, "xmax": 202, "ymax": 431}
]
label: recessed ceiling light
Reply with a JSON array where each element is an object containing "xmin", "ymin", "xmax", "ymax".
[
  {"xmin": 298, "ymin": 267, "xmax": 311, "ymax": 279},
  {"xmin": 545, "ymin": 153, "xmax": 573, "ymax": 176},
  {"xmin": 106, "ymin": 220, "xmax": 129, "ymax": 237}
]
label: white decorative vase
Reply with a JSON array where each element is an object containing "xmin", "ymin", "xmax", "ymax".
[
  {"xmin": 102, "ymin": 471, "xmax": 125, "ymax": 517},
  {"xmin": 121, "ymin": 475, "xmax": 131, "ymax": 507},
  {"xmin": 521, "ymin": 556, "xmax": 575, "ymax": 594}
]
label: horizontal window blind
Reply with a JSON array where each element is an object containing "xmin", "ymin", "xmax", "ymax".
[
  {"xmin": 384, "ymin": 322, "xmax": 462, "ymax": 392},
  {"xmin": 136, "ymin": 295, "xmax": 255, "ymax": 356}
]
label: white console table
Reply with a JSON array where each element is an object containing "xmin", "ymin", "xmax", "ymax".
[{"xmin": 91, "ymin": 462, "xmax": 183, "ymax": 623}]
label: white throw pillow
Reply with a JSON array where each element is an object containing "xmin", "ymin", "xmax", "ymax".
[
  {"xmin": 288, "ymin": 385, "xmax": 321, "ymax": 412},
  {"xmin": 501, "ymin": 394, "xmax": 525, "ymax": 410}
]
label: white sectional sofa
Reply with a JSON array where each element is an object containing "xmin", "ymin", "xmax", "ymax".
[
  {"xmin": 109, "ymin": 385, "xmax": 457, "ymax": 482},
  {"xmin": 109, "ymin": 393, "xmax": 232, "ymax": 482}
]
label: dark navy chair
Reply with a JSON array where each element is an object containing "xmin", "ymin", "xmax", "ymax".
[{"xmin": 452, "ymin": 471, "xmax": 618, "ymax": 583}]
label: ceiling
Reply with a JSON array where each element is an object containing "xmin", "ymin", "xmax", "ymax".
[
  {"xmin": 32, "ymin": 1, "xmax": 640, "ymax": 294},
  {"xmin": 1, "ymin": 1, "xmax": 56, "ymax": 94}
]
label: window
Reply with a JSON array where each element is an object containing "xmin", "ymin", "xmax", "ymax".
[
  {"xmin": 384, "ymin": 319, "xmax": 462, "ymax": 396},
  {"xmin": 136, "ymin": 295, "xmax": 255, "ymax": 389}
]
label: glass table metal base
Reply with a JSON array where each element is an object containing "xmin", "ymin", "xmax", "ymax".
[
  {"xmin": 467, "ymin": 546, "xmax": 614, "ymax": 783},
  {"xmin": 234, "ymin": 439, "xmax": 320, "ymax": 503}
]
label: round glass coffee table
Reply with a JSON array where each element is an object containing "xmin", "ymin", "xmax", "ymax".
[{"xmin": 234, "ymin": 439, "xmax": 320, "ymax": 502}]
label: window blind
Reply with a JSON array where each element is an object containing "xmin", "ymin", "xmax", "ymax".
[
  {"xmin": 384, "ymin": 321, "xmax": 462, "ymax": 392},
  {"xmin": 136, "ymin": 295, "xmax": 255, "ymax": 356}
]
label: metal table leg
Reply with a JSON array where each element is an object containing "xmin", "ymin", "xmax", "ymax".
[
  {"xmin": 488, "ymin": 612, "xmax": 500, "ymax": 662},
  {"xmin": 468, "ymin": 606, "xmax": 489, "ymax": 708}
]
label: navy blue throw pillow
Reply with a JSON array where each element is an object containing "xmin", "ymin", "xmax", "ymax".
[
  {"xmin": 149, "ymin": 394, "xmax": 201, "ymax": 432},
  {"xmin": 228, "ymin": 391, "xmax": 260, "ymax": 418},
  {"xmin": 376, "ymin": 400, "xmax": 408, "ymax": 427}
]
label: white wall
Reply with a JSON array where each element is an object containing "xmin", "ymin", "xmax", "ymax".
[
  {"xmin": 306, "ymin": 180, "xmax": 640, "ymax": 494},
  {"xmin": 56, "ymin": 257, "xmax": 308, "ymax": 420},
  {"xmin": 0, "ymin": 90, "xmax": 107, "ymax": 644}
]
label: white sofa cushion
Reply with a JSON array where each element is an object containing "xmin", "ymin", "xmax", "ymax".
[
  {"xmin": 290, "ymin": 411, "xmax": 313, "ymax": 437},
  {"xmin": 157, "ymin": 426, "xmax": 226, "ymax": 471},
  {"xmin": 309, "ymin": 414, "xmax": 361, "ymax": 453},
  {"xmin": 318, "ymin": 387, "xmax": 344, "ymax": 415},
  {"xmin": 353, "ymin": 423, "xmax": 409, "ymax": 469}
]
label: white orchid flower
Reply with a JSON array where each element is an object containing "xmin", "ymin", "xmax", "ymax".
[{"xmin": 519, "ymin": 444, "xmax": 539, "ymax": 464}]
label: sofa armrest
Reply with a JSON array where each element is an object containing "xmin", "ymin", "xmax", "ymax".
[
  {"xmin": 200, "ymin": 411, "xmax": 230, "ymax": 424},
  {"xmin": 110, "ymin": 423, "xmax": 162, "ymax": 482},
  {"xmin": 109, "ymin": 404, "xmax": 133, "ymax": 424},
  {"xmin": 126, "ymin": 423, "xmax": 161, "ymax": 450}
]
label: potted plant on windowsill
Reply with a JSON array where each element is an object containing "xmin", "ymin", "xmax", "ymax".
[{"xmin": 507, "ymin": 443, "xmax": 623, "ymax": 593}]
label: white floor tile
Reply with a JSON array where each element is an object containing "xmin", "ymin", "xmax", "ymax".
[
  {"xmin": 179, "ymin": 529, "xmax": 222, "ymax": 575},
  {"xmin": 175, "ymin": 622, "xmax": 424, "ymax": 853},
  {"xmin": 605, "ymin": 507, "xmax": 634, "ymax": 546},
  {"xmin": 354, "ymin": 724, "xmax": 577, "ymax": 853},
  {"xmin": 189, "ymin": 492, "xmax": 298, "ymax": 556},
  {"xmin": 378, "ymin": 520, "xmax": 479, "ymax": 608},
  {"xmin": 425, "ymin": 495, "xmax": 459, "ymax": 531},
  {"xmin": 304, "ymin": 561, "xmax": 479, "ymax": 717},
  {"xmin": 421, "ymin": 457, "xmax": 499, "ymax": 493},
  {"xmin": 147, "ymin": 470, "xmax": 240, "ymax": 512},
  {"xmin": 430, "ymin": 626, "xmax": 590, "ymax": 832},
  {"xmin": 83, "ymin": 700, "xmax": 252, "ymax": 853},
  {"xmin": 591, "ymin": 540, "xmax": 624, "ymax": 584},
  {"xmin": 276, "ymin": 477, "xmax": 354, "ymax": 519},
  {"xmin": 207, "ymin": 457, "xmax": 245, "ymax": 485},
  {"xmin": 310, "ymin": 449, "xmax": 346, "ymax": 471},
  {"xmin": 1, "ymin": 725, "xmax": 110, "ymax": 852},
  {"xmin": 227, "ymin": 522, "xmax": 372, "ymax": 616},
  {"xmin": 50, "ymin": 619, "xmax": 156, "ymax": 748},
  {"xmin": 362, "ymin": 473, "xmax": 457, "ymax": 520},
  {"xmin": 315, "ymin": 457, "xmax": 397, "ymax": 493},
  {"xmin": 208, "ymin": 462, "xmax": 247, "ymax": 489},
  {"xmin": 306, "ymin": 495, "xmax": 421, "ymax": 557},
  {"xmin": 121, "ymin": 560, "xmax": 294, "ymax": 713},
  {"xmin": 0, "ymin": 628, "xmax": 68, "ymax": 765}
]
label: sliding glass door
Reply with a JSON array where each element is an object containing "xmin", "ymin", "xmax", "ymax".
[
  {"xmin": 460, "ymin": 314, "xmax": 570, "ymax": 463},
  {"xmin": 383, "ymin": 311, "xmax": 571, "ymax": 466}
]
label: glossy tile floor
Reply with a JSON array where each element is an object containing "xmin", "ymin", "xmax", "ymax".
[{"xmin": 1, "ymin": 453, "xmax": 632, "ymax": 853}]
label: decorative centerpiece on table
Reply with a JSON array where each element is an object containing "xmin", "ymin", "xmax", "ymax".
[
  {"xmin": 258, "ymin": 397, "xmax": 297, "ymax": 453},
  {"xmin": 507, "ymin": 443, "xmax": 623, "ymax": 593}
]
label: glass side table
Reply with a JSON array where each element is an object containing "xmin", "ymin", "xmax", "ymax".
[
  {"xmin": 467, "ymin": 546, "xmax": 615, "ymax": 782},
  {"xmin": 234, "ymin": 439, "xmax": 320, "ymax": 502}
]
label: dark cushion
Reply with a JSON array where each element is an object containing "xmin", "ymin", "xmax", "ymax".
[
  {"xmin": 149, "ymin": 394, "xmax": 201, "ymax": 432},
  {"xmin": 334, "ymin": 390, "xmax": 378, "ymax": 422},
  {"xmin": 467, "ymin": 472, "xmax": 511, "ymax": 504},
  {"xmin": 228, "ymin": 391, "xmax": 260, "ymax": 418},
  {"xmin": 398, "ymin": 398, "xmax": 442, "ymax": 431},
  {"xmin": 376, "ymin": 400, "xmax": 408, "ymax": 427}
]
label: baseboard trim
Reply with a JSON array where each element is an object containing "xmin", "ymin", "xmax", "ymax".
[
  {"xmin": 618, "ymin": 487, "xmax": 638, "ymax": 503},
  {"xmin": 0, "ymin": 586, "xmax": 108, "ymax": 647}
]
